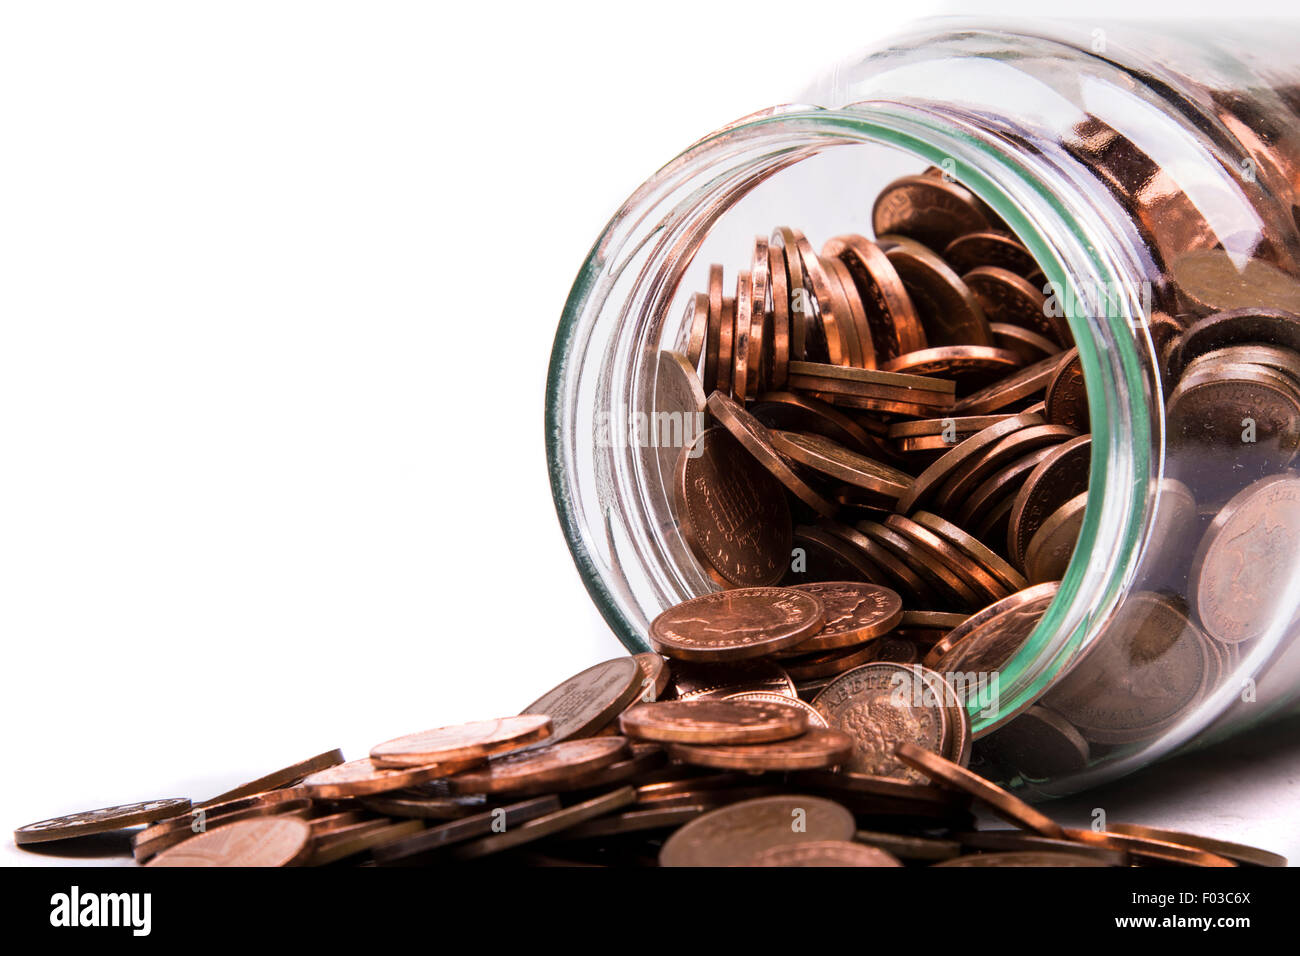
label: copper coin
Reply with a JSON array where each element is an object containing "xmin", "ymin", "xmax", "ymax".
[
  {"xmin": 817, "ymin": 520, "xmax": 936, "ymax": 604},
  {"xmin": 520, "ymin": 656, "xmax": 644, "ymax": 741},
  {"xmin": 869, "ymin": 636, "xmax": 923, "ymax": 664},
  {"xmin": 854, "ymin": 828, "xmax": 962, "ymax": 861},
  {"xmin": 371, "ymin": 796, "xmax": 562, "ymax": 861},
  {"xmin": 751, "ymin": 839, "xmax": 902, "ymax": 866},
  {"xmin": 1190, "ymin": 473, "xmax": 1300, "ymax": 644},
  {"xmin": 1169, "ymin": 251, "xmax": 1300, "ymax": 316},
  {"xmin": 955, "ymin": 444, "xmax": 1060, "ymax": 528},
  {"xmin": 674, "ymin": 425, "xmax": 792, "ymax": 588},
  {"xmin": 1182, "ymin": 342, "xmax": 1300, "ymax": 385},
  {"xmin": 1063, "ymin": 827, "xmax": 1236, "ymax": 867},
  {"xmin": 707, "ymin": 391, "xmax": 837, "ymax": 517},
  {"xmin": 884, "ymin": 514, "xmax": 1004, "ymax": 605},
  {"xmin": 791, "ymin": 228, "xmax": 847, "ymax": 366},
  {"xmin": 894, "ymin": 411, "xmax": 1044, "ymax": 514},
  {"xmin": 963, "ymin": 265, "xmax": 1066, "ymax": 345},
  {"xmin": 1007, "ymin": 435, "xmax": 1091, "ymax": 568},
  {"xmin": 826, "ymin": 254, "xmax": 876, "ymax": 369},
  {"xmin": 445, "ymin": 737, "xmax": 629, "ymax": 795},
  {"xmin": 894, "ymin": 742, "xmax": 1065, "ymax": 838},
  {"xmin": 197, "ymin": 748, "xmax": 344, "ymax": 808},
  {"xmin": 619, "ymin": 699, "xmax": 807, "ymax": 744},
  {"xmin": 307, "ymin": 819, "xmax": 424, "ymax": 866},
  {"xmin": 560, "ymin": 803, "xmax": 710, "ymax": 840},
  {"xmin": 649, "ymin": 586, "xmax": 825, "ymax": 662},
  {"xmin": 882, "ymin": 235, "xmax": 993, "ymax": 347},
  {"xmin": 779, "ymin": 581, "xmax": 903, "ymax": 653},
  {"xmin": 722, "ymin": 691, "xmax": 828, "ymax": 728},
  {"xmin": 936, "ymin": 424, "xmax": 1077, "ymax": 518},
  {"xmin": 133, "ymin": 789, "xmax": 311, "ymax": 860},
  {"xmin": 683, "ymin": 291, "xmax": 709, "ymax": 367},
  {"xmin": 976, "ymin": 705, "xmax": 1090, "ymax": 779},
  {"xmin": 1024, "ymin": 492, "xmax": 1088, "ymax": 584},
  {"xmin": 357, "ymin": 791, "xmax": 487, "ymax": 820},
  {"xmin": 772, "ymin": 227, "xmax": 810, "ymax": 361},
  {"xmin": 1167, "ymin": 361, "xmax": 1300, "ymax": 476},
  {"xmin": 752, "ymin": 390, "xmax": 893, "ymax": 460},
  {"xmin": 654, "ymin": 348, "xmax": 708, "ymax": 470},
  {"xmin": 787, "ymin": 359, "xmax": 955, "ymax": 399},
  {"xmin": 659, "ymin": 794, "xmax": 855, "ymax": 867},
  {"xmin": 666, "ymin": 727, "xmax": 854, "ymax": 772},
  {"xmin": 872, "ymin": 174, "xmax": 990, "ymax": 252},
  {"xmin": 1169, "ymin": 307, "xmax": 1300, "ymax": 379},
  {"xmin": 881, "ymin": 346, "xmax": 1022, "ymax": 390},
  {"xmin": 451, "ymin": 786, "xmax": 637, "ymax": 860},
  {"xmin": 991, "ymin": 322, "xmax": 1062, "ymax": 364},
  {"xmin": 857, "ymin": 518, "xmax": 979, "ymax": 608},
  {"xmin": 671, "ymin": 659, "xmax": 796, "ymax": 700},
  {"xmin": 766, "ymin": 242, "xmax": 791, "ymax": 386},
  {"xmin": 15, "ymin": 797, "xmax": 193, "ymax": 846},
  {"xmin": 927, "ymin": 583, "xmax": 1060, "ymax": 691},
  {"xmin": 748, "ymin": 236, "xmax": 770, "ymax": 395},
  {"xmin": 732, "ymin": 270, "xmax": 754, "ymax": 403},
  {"xmin": 922, "ymin": 581, "xmax": 1058, "ymax": 668},
  {"xmin": 955, "ymin": 828, "xmax": 1127, "ymax": 864},
  {"xmin": 370, "ymin": 715, "xmax": 554, "ymax": 769},
  {"xmin": 769, "ymin": 429, "xmax": 911, "ymax": 500},
  {"xmin": 824, "ymin": 233, "xmax": 926, "ymax": 361},
  {"xmin": 934, "ymin": 850, "xmax": 1107, "ymax": 867},
  {"xmin": 1105, "ymin": 823, "xmax": 1286, "ymax": 867},
  {"xmin": 147, "ymin": 816, "xmax": 313, "ymax": 867},
  {"xmin": 300, "ymin": 755, "xmax": 483, "ymax": 799},
  {"xmin": 780, "ymin": 640, "xmax": 882, "ymax": 681},
  {"xmin": 704, "ymin": 264, "xmax": 724, "ymax": 391},
  {"xmin": 634, "ymin": 652, "xmax": 671, "ymax": 701},
  {"xmin": 911, "ymin": 511, "xmax": 1028, "ymax": 595},
  {"xmin": 1045, "ymin": 592, "xmax": 1208, "ymax": 745},
  {"xmin": 1044, "ymin": 347, "xmax": 1088, "ymax": 431},
  {"xmin": 942, "ymin": 231, "xmax": 1040, "ymax": 277},
  {"xmin": 811, "ymin": 663, "xmax": 949, "ymax": 781},
  {"xmin": 888, "ymin": 414, "xmax": 1012, "ymax": 439},
  {"xmin": 951, "ymin": 354, "xmax": 1059, "ymax": 414},
  {"xmin": 819, "ymin": 255, "xmax": 864, "ymax": 368}
]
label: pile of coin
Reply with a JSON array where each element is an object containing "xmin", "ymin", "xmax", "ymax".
[{"xmin": 12, "ymin": 647, "xmax": 1286, "ymax": 866}]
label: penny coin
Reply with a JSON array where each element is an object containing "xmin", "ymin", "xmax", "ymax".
[
  {"xmin": 750, "ymin": 839, "xmax": 902, "ymax": 866},
  {"xmin": 370, "ymin": 715, "xmax": 554, "ymax": 769},
  {"xmin": 854, "ymin": 828, "xmax": 962, "ymax": 861},
  {"xmin": 520, "ymin": 656, "xmax": 644, "ymax": 741},
  {"xmin": 707, "ymin": 391, "xmax": 837, "ymax": 517},
  {"xmin": 666, "ymin": 727, "xmax": 855, "ymax": 772},
  {"xmin": 717, "ymin": 294, "xmax": 735, "ymax": 395},
  {"xmin": 883, "ymin": 236, "xmax": 993, "ymax": 346},
  {"xmin": 868, "ymin": 636, "xmax": 923, "ymax": 664},
  {"xmin": 15, "ymin": 797, "xmax": 193, "ymax": 846},
  {"xmin": 704, "ymin": 264, "xmax": 724, "ymax": 391},
  {"xmin": 619, "ymin": 699, "xmax": 807, "ymax": 744},
  {"xmin": 934, "ymin": 850, "xmax": 1108, "ymax": 867},
  {"xmin": 1169, "ymin": 307, "xmax": 1300, "ymax": 379},
  {"xmin": 824, "ymin": 233, "xmax": 926, "ymax": 360},
  {"xmin": 791, "ymin": 229, "xmax": 847, "ymax": 366},
  {"xmin": 675, "ymin": 425, "xmax": 793, "ymax": 588},
  {"xmin": 766, "ymin": 242, "xmax": 791, "ymax": 386},
  {"xmin": 1007, "ymin": 435, "xmax": 1092, "ymax": 569},
  {"xmin": 683, "ymin": 292, "xmax": 709, "ymax": 367},
  {"xmin": 772, "ymin": 227, "xmax": 811, "ymax": 361},
  {"xmin": 951, "ymin": 354, "xmax": 1059, "ymax": 414},
  {"xmin": 653, "ymin": 349, "xmax": 708, "ymax": 491},
  {"xmin": 935, "ymin": 424, "xmax": 1077, "ymax": 516},
  {"xmin": 817, "ymin": 520, "xmax": 937, "ymax": 603},
  {"xmin": 752, "ymin": 390, "xmax": 896, "ymax": 460},
  {"xmin": 371, "ymin": 796, "xmax": 562, "ymax": 861},
  {"xmin": 357, "ymin": 791, "xmax": 487, "ymax": 820},
  {"xmin": 1044, "ymin": 347, "xmax": 1088, "ymax": 431},
  {"xmin": 894, "ymin": 411, "xmax": 1045, "ymax": 514},
  {"xmin": 872, "ymin": 174, "xmax": 990, "ymax": 252},
  {"xmin": 634, "ymin": 652, "xmax": 671, "ymax": 701},
  {"xmin": 780, "ymin": 641, "xmax": 882, "ymax": 681},
  {"xmin": 942, "ymin": 231, "xmax": 1040, "ymax": 277},
  {"xmin": 927, "ymin": 583, "xmax": 1060, "ymax": 688},
  {"xmin": 884, "ymin": 514, "xmax": 1004, "ymax": 605},
  {"xmin": 649, "ymin": 586, "xmax": 825, "ymax": 662},
  {"xmin": 821, "ymin": 255, "xmax": 869, "ymax": 368},
  {"xmin": 1190, "ymin": 473, "xmax": 1300, "ymax": 644},
  {"xmin": 1167, "ymin": 361, "xmax": 1300, "ymax": 477},
  {"xmin": 1106, "ymin": 823, "xmax": 1286, "ymax": 867},
  {"xmin": 911, "ymin": 511, "xmax": 1028, "ymax": 595},
  {"xmin": 955, "ymin": 829, "xmax": 1127, "ymax": 864},
  {"xmin": 780, "ymin": 582, "xmax": 903, "ymax": 653},
  {"xmin": 659, "ymin": 794, "xmax": 855, "ymax": 867},
  {"xmin": 1169, "ymin": 250, "xmax": 1300, "ymax": 316},
  {"xmin": 300, "ymin": 755, "xmax": 483, "ymax": 799},
  {"xmin": 1063, "ymin": 827, "xmax": 1236, "ymax": 867},
  {"xmin": 307, "ymin": 819, "xmax": 424, "ymax": 866},
  {"xmin": 894, "ymin": 742, "xmax": 1065, "ymax": 838},
  {"xmin": 955, "ymin": 443, "xmax": 1060, "ymax": 528},
  {"xmin": 811, "ymin": 663, "xmax": 949, "ymax": 781},
  {"xmin": 732, "ymin": 270, "xmax": 754, "ymax": 403},
  {"xmin": 1182, "ymin": 343, "xmax": 1300, "ymax": 385},
  {"xmin": 133, "ymin": 789, "xmax": 311, "ymax": 861},
  {"xmin": 1044, "ymin": 592, "xmax": 1208, "ymax": 744},
  {"xmin": 747, "ymin": 236, "xmax": 770, "ymax": 395},
  {"xmin": 452, "ymin": 787, "xmax": 638, "ymax": 860},
  {"xmin": 858, "ymin": 518, "xmax": 980, "ymax": 608},
  {"xmin": 446, "ymin": 737, "xmax": 629, "ymax": 795},
  {"xmin": 147, "ymin": 816, "xmax": 313, "ymax": 867},
  {"xmin": 671, "ymin": 659, "xmax": 796, "ymax": 700},
  {"xmin": 769, "ymin": 430, "xmax": 911, "ymax": 501},
  {"xmin": 976, "ymin": 705, "xmax": 1090, "ymax": 779},
  {"xmin": 560, "ymin": 803, "xmax": 711, "ymax": 840},
  {"xmin": 963, "ymin": 265, "xmax": 1066, "ymax": 345},
  {"xmin": 1024, "ymin": 493, "xmax": 1087, "ymax": 584},
  {"xmin": 991, "ymin": 322, "xmax": 1062, "ymax": 364},
  {"xmin": 197, "ymin": 749, "xmax": 345, "ymax": 808},
  {"xmin": 722, "ymin": 691, "xmax": 828, "ymax": 728},
  {"xmin": 881, "ymin": 345, "xmax": 1022, "ymax": 391}
]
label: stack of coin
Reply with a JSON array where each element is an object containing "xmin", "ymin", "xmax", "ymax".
[{"xmin": 14, "ymin": 651, "xmax": 1286, "ymax": 866}]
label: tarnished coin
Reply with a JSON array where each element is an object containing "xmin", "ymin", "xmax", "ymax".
[
  {"xmin": 446, "ymin": 737, "xmax": 629, "ymax": 795},
  {"xmin": 671, "ymin": 659, "xmax": 796, "ymax": 700},
  {"xmin": 15, "ymin": 797, "xmax": 193, "ymax": 846},
  {"xmin": 1024, "ymin": 493, "xmax": 1087, "ymax": 584},
  {"xmin": 1168, "ymin": 361, "xmax": 1300, "ymax": 477},
  {"xmin": 894, "ymin": 742, "xmax": 1065, "ymax": 838},
  {"xmin": 750, "ymin": 839, "xmax": 902, "ymax": 866},
  {"xmin": 196, "ymin": 749, "xmax": 344, "ymax": 809},
  {"xmin": 811, "ymin": 663, "xmax": 949, "ymax": 781},
  {"xmin": 854, "ymin": 828, "xmax": 962, "ymax": 861},
  {"xmin": 675, "ymin": 426, "xmax": 793, "ymax": 588},
  {"xmin": 665, "ymin": 727, "xmax": 854, "ymax": 772},
  {"xmin": 991, "ymin": 322, "xmax": 1062, "ymax": 364},
  {"xmin": 371, "ymin": 795, "xmax": 561, "ymax": 862},
  {"xmin": 934, "ymin": 850, "xmax": 1108, "ymax": 867},
  {"xmin": 976, "ymin": 705, "xmax": 1090, "ymax": 779},
  {"xmin": 1007, "ymin": 435, "xmax": 1092, "ymax": 569},
  {"xmin": 452, "ymin": 787, "xmax": 638, "ymax": 860},
  {"xmin": 147, "ymin": 816, "xmax": 313, "ymax": 868},
  {"xmin": 873, "ymin": 174, "xmax": 990, "ymax": 252},
  {"xmin": 1044, "ymin": 347, "xmax": 1088, "ymax": 431},
  {"xmin": 769, "ymin": 429, "xmax": 911, "ymax": 501},
  {"xmin": 683, "ymin": 292, "xmax": 709, "ymax": 367},
  {"xmin": 824, "ymin": 233, "xmax": 927, "ymax": 361},
  {"xmin": 1045, "ymin": 592, "xmax": 1208, "ymax": 744},
  {"xmin": 1190, "ymin": 473, "xmax": 1300, "ymax": 644},
  {"xmin": 648, "ymin": 586, "xmax": 826, "ymax": 662},
  {"xmin": 964, "ymin": 265, "xmax": 1065, "ymax": 345},
  {"xmin": 956, "ymin": 828, "xmax": 1127, "ymax": 865},
  {"xmin": 370, "ymin": 715, "xmax": 553, "ymax": 769},
  {"xmin": 659, "ymin": 794, "xmax": 855, "ymax": 866},
  {"xmin": 779, "ymin": 581, "xmax": 903, "ymax": 653},
  {"xmin": 301, "ymin": 755, "xmax": 484, "ymax": 799},
  {"xmin": 521, "ymin": 657, "xmax": 644, "ymax": 741},
  {"xmin": 620, "ymin": 699, "xmax": 807, "ymax": 744},
  {"xmin": 707, "ymin": 391, "xmax": 837, "ymax": 517},
  {"xmin": 926, "ymin": 583, "xmax": 1060, "ymax": 688},
  {"xmin": 1169, "ymin": 307, "xmax": 1300, "ymax": 379},
  {"xmin": 883, "ymin": 236, "xmax": 993, "ymax": 347},
  {"xmin": 307, "ymin": 818, "xmax": 424, "ymax": 866}
]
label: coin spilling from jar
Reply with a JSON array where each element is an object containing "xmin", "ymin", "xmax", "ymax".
[{"xmin": 12, "ymin": 651, "xmax": 1286, "ymax": 866}]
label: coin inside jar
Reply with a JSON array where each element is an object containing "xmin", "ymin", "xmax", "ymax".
[{"xmin": 648, "ymin": 586, "xmax": 826, "ymax": 662}]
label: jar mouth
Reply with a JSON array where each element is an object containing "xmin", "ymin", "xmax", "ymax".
[{"xmin": 545, "ymin": 103, "xmax": 1154, "ymax": 736}]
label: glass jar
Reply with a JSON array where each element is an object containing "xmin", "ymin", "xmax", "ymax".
[{"xmin": 545, "ymin": 17, "xmax": 1300, "ymax": 795}]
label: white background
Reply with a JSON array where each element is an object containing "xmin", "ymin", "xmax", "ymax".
[{"xmin": 3, "ymin": 0, "xmax": 1297, "ymax": 866}]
